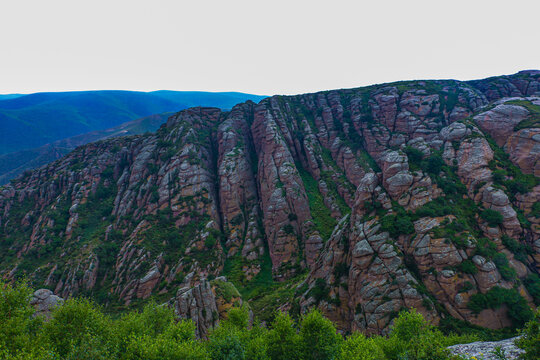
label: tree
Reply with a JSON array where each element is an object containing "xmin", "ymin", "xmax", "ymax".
[
  {"xmin": 338, "ymin": 333, "xmax": 385, "ymax": 360},
  {"xmin": 42, "ymin": 298, "xmax": 114, "ymax": 358},
  {"xmin": 207, "ymin": 324, "xmax": 246, "ymax": 360},
  {"xmin": 299, "ymin": 309, "xmax": 342, "ymax": 360},
  {"xmin": 0, "ymin": 280, "xmax": 48, "ymax": 358},
  {"xmin": 383, "ymin": 309, "xmax": 449, "ymax": 360},
  {"xmin": 266, "ymin": 312, "xmax": 301, "ymax": 360}
]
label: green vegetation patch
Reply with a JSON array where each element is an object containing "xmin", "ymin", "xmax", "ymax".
[
  {"xmin": 297, "ymin": 167, "xmax": 337, "ymax": 241},
  {"xmin": 212, "ymin": 278, "xmax": 241, "ymax": 303},
  {"xmin": 3, "ymin": 279, "xmax": 540, "ymax": 360},
  {"xmin": 505, "ymin": 99, "xmax": 540, "ymax": 130},
  {"xmin": 468, "ymin": 286, "xmax": 533, "ymax": 327}
]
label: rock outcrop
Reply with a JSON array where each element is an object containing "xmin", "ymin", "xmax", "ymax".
[
  {"xmin": 30, "ymin": 289, "xmax": 64, "ymax": 318},
  {"xmin": 169, "ymin": 277, "xmax": 245, "ymax": 337},
  {"xmin": 448, "ymin": 337, "xmax": 524, "ymax": 360}
]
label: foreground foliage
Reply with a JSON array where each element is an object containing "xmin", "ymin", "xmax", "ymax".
[{"xmin": 1, "ymin": 281, "xmax": 538, "ymax": 360}]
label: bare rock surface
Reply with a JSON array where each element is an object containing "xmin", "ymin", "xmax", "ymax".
[
  {"xmin": 30, "ymin": 289, "xmax": 64, "ymax": 318},
  {"xmin": 448, "ymin": 337, "xmax": 524, "ymax": 360}
]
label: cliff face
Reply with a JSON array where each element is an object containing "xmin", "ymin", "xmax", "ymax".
[{"xmin": 1, "ymin": 71, "xmax": 540, "ymax": 334}]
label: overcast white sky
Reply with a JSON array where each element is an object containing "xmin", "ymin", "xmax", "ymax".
[{"xmin": 0, "ymin": 0, "xmax": 538, "ymax": 96}]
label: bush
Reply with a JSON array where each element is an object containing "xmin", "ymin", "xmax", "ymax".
[
  {"xmin": 404, "ymin": 146, "xmax": 424, "ymax": 167},
  {"xmin": 501, "ymin": 235, "xmax": 524, "ymax": 254},
  {"xmin": 531, "ymin": 202, "xmax": 540, "ymax": 218},
  {"xmin": 266, "ymin": 312, "xmax": 301, "ymax": 360},
  {"xmin": 114, "ymin": 301, "xmax": 193, "ymax": 354},
  {"xmin": 43, "ymin": 298, "xmax": 114, "ymax": 358},
  {"xmin": 475, "ymin": 237, "xmax": 498, "ymax": 259},
  {"xmin": 468, "ymin": 287, "xmax": 533, "ymax": 327},
  {"xmin": 516, "ymin": 308, "xmax": 540, "ymax": 360},
  {"xmin": 493, "ymin": 253, "xmax": 516, "ymax": 280},
  {"xmin": 422, "ymin": 155, "xmax": 444, "ymax": 175},
  {"xmin": 207, "ymin": 326, "xmax": 246, "ymax": 360},
  {"xmin": 480, "ymin": 209, "xmax": 504, "ymax": 227},
  {"xmin": 338, "ymin": 333, "xmax": 385, "ymax": 360},
  {"xmin": 381, "ymin": 309, "xmax": 449, "ymax": 360},
  {"xmin": 125, "ymin": 335, "xmax": 208, "ymax": 360},
  {"xmin": 381, "ymin": 214, "xmax": 414, "ymax": 238},
  {"xmin": 298, "ymin": 310, "xmax": 342, "ymax": 360},
  {"xmin": 226, "ymin": 307, "xmax": 250, "ymax": 330},
  {"xmin": 309, "ymin": 279, "xmax": 330, "ymax": 303},
  {"xmin": 524, "ymin": 274, "xmax": 540, "ymax": 305},
  {"xmin": 333, "ymin": 262, "xmax": 349, "ymax": 279},
  {"xmin": 458, "ymin": 260, "xmax": 478, "ymax": 275},
  {"xmin": 1, "ymin": 281, "xmax": 537, "ymax": 360},
  {"xmin": 492, "ymin": 169, "xmax": 507, "ymax": 184},
  {"xmin": 0, "ymin": 280, "xmax": 45, "ymax": 357},
  {"xmin": 282, "ymin": 224, "xmax": 294, "ymax": 235}
]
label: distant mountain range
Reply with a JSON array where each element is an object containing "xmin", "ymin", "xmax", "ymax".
[
  {"xmin": 0, "ymin": 94, "xmax": 24, "ymax": 101},
  {"xmin": 0, "ymin": 90, "xmax": 266, "ymax": 155},
  {"xmin": 0, "ymin": 90, "xmax": 266, "ymax": 183},
  {"xmin": 0, "ymin": 113, "xmax": 171, "ymax": 185}
]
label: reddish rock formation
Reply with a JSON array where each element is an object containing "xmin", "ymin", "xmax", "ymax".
[{"xmin": 1, "ymin": 71, "xmax": 539, "ymax": 334}]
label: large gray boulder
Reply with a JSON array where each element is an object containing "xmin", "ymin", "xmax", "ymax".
[{"xmin": 29, "ymin": 289, "xmax": 64, "ymax": 318}]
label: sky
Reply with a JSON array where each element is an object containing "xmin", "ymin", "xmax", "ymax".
[{"xmin": 0, "ymin": 0, "xmax": 539, "ymax": 96}]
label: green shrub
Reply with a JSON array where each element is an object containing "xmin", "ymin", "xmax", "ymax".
[
  {"xmin": 0, "ymin": 280, "xmax": 45, "ymax": 357},
  {"xmin": 475, "ymin": 237, "xmax": 498, "ymax": 259},
  {"xmin": 493, "ymin": 253, "xmax": 516, "ymax": 280},
  {"xmin": 226, "ymin": 307, "xmax": 250, "ymax": 330},
  {"xmin": 338, "ymin": 333, "xmax": 385, "ymax": 360},
  {"xmin": 492, "ymin": 169, "xmax": 507, "ymax": 184},
  {"xmin": 207, "ymin": 326, "xmax": 246, "ymax": 360},
  {"xmin": 480, "ymin": 209, "xmax": 504, "ymax": 227},
  {"xmin": 422, "ymin": 154, "xmax": 444, "ymax": 175},
  {"xmin": 43, "ymin": 298, "xmax": 114, "ymax": 358},
  {"xmin": 283, "ymin": 224, "xmax": 294, "ymax": 235},
  {"xmin": 381, "ymin": 214, "xmax": 414, "ymax": 237},
  {"xmin": 502, "ymin": 235, "xmax": 524, "ymax": 254},
  {"xmin": 1, "ymin": 280, "xmax": 537, "ymax": 360},
  {"xmin": 124, "ymin": 335, "xmax": 208, "ymax": 360},
  {"xmin": 114, "ymin": 302, "xmax": 186, "ymax": 345},
  {"xmin": 266, "ymin": 312, "xmax": 301, "ymax": 360},
  {"xmin": 299, "ymin": 309, "xmax": 342, "ymax": 360},
  {"xmin": 506, "ymin": 179, "xmax": 529, "ymax": 195},
  {"xmin": 468, "ymin": 287, "xmax": 533, "ymax": 327},
  {"xmin": 459, "ymin": 260, "xmax": 478, "ymax": 275},
  {"xmin": 515, "ymin": 308, "xmax": 540, "ymax": 360},
  {"xmin": 532, "ymin": 202, "xmax": 540, "ymax": 218},
  {"xmin": 333, "ymin": 262, "xmax": 349, "ymax": 279},
  {"xmin": 309, "ymin": 279, "xmax": 330, "ymax": 303},
  {"xmin": 205, "ymin": 233, "xmax": 218, "ymax": 249},
  {"xmin": 404, "ymin": 147, "xmax": 424, "ymax": 168},
  {"xmin": 524, "ymin": 274, "xmax": 540, "ymax": 305},
  {"xmin": 381, "ymin": 309, "xmax": 449, "ymax": 360}
]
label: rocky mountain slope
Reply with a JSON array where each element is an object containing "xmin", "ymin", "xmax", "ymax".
[{"xmin": 1, "ymin": 71, "xmax": 539, "ymax": 336}]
